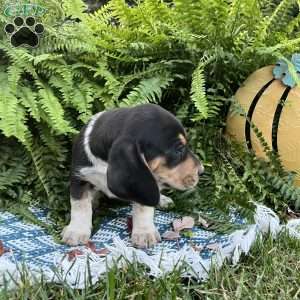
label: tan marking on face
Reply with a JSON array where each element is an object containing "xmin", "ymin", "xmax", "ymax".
[
  {"xmin": 148, "ymin": 157, "xmax": 163, "ymax": 172},
  {"xmin": 178, "ymin": 134, "xmax": 187, "ymax": 145},
  {"xmin": 151, "ymin": 155, "xmax": 200, "ymax": 190}
]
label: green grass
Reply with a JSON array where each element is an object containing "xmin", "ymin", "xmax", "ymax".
[{"xmin": 1, "ymin": 232, "xmax": 299, "ymax": 300}]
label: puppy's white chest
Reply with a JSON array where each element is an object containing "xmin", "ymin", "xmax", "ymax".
[{"xmin": 80, "ymin": 160, "xmax": 116, "ymax": 198}]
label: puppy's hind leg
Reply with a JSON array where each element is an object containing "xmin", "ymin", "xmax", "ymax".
[{"xmin": 62, "ymin": 178, "xmax": 94, "ymax": 246}]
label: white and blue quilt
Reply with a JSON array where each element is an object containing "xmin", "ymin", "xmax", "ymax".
[{"xmin": 1, "ymin": 205, "xmax": 295, "ymax": 289}]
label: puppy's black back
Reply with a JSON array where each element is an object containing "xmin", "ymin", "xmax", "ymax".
[{"xmin": 89, "ymin": 104, "xmax": 185, "ymax": 162}]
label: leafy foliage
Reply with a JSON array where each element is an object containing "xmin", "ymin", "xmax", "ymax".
[{"xmin": 0, "ymin": 0, "xmax": 300, "ymax": 228}]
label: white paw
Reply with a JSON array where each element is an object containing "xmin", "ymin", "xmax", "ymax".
[
  {"xmin": 61, "ymin": 223, "xmax": 91, "ymax": 246},
  {"xmin": 158, "ymin": 195, "xmax": 174, "ymax": 209},
  {"xmin": 131, "ymin": 226, "xmax": 161, "ymax": 248}
]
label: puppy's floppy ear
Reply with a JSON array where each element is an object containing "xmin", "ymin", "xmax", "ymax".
[{"xmin": 107, "ymin": 137, "xmax": 160, "ymax": 206}]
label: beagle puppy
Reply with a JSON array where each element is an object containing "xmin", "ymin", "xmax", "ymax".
[{"xmin": 62, "ymin": 104, "xmax": 204, "ymax": 248}]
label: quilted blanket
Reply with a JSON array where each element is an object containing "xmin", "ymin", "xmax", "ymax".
[{"xmin": 0, "ymin": 204, "xmax": 299, "ymax": 289}]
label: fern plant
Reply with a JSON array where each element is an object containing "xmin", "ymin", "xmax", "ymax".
[{"xmin": 0, "ymin": 0, "xmax": 300, "ymax": 225}]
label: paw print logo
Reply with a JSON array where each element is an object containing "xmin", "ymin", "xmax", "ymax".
[{"xmin": 4, "ymin": 16, "xmax": 44, "ymax": 48}]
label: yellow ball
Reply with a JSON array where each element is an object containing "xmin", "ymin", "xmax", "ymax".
[{"xmin": 226, "ymin": 65, "xmax": 300, "ymax": 186}]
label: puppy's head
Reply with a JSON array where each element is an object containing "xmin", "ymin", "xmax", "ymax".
[
  {"xmin": 147, "ymin": 133, "xmax": 203, "ymax": 191},
  {"xmin": 107, "ymin": 104, "xmax": 204, "ymax": 207}
]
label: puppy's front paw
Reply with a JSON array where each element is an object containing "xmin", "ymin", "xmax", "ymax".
[
  {"xmin": 158, "ymin": 195, "xmax": 174, "ymax": 209},
  {"xmin": 131, "ymin": 227, "xmax": 161, "ymax": 249},
  {"xmin": 61, "ymin": 223, "xmax": 91, "ymax": 246}
]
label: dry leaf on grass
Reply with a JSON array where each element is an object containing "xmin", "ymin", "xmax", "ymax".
[
  {"xmin": 162, "ymin": 216, "xmax": 195, "ymax": 241},
  {"xmin": 173, "ymin": 216, "xmax": 195, "ymax": 232},
  {"xmin": 86, "ymin": 240, "xmax": 96, "ymax": 252},
  {"xmin": 65, "ymin": 241, "xmax": 110, "ymax": 261},
  {"xmin": 94, "ymin": 248, "xmax": 110, "ymax": 256},
  {"xmin": 86, "ymin": 241, "xmax": 110, "ymax": 256},
  {"xmin": 0, "ymin": 240, "xmax": 10, "ymax": 256},
  {"xmin": 67, "ymin": 249, "xmax": 84, "ymax": 261},
  {"xmin": 162, "ymin": 231, "xmax": 180, "ymax": 240}
]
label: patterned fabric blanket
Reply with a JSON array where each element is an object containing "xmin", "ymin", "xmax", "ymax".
[{"xmin": 0, "ymin": 205, "xmax": 299, "ymax": 289}]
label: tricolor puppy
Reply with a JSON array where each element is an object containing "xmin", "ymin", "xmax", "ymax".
[{"xmin": 62, "ymin": 104, "xmax": 204, "ymax": 248}]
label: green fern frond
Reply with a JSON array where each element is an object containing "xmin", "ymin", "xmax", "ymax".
[
  {"xmin": 0, "ymin": 87, "xmax": 27, "ymax": 142},
  {"xmin": 18, "ymin": 87, "xmax": 40, "ymax": 122},
  {"xmin": 62, "ymin": 0, "xmax": 87, "ymax": 20},
  {"xmin": 227, "ymin": 0, "xmax": 243, "ymax": 33},
  {"xmin": 0, "ymin": 140, "xmax": 30, "ymax": 205},
  {"xmin": 24, "ymin": 137, "xmax": 51, "ymax": 197},
  {"xmin": 37, "ymin": 82, "xmax": 75, "ymax": 134},
  {"xmin": 190, "ymin": 63, "xmax": 208, "ymax": 120},
  {"xmin": 257, "ymin": 36, "xmax": 300, "ymax": 55},
  {"xmin": 71, "ymin": 83, "xmax": 95, "ymax": 122},
  {"xmin": 257, "ymin": 0, "xmax": 297, "ymax": 43},
  {"xmin": 120, "ymin": 74, "xmax": 173, "ymax": 107},
  {"xmin": 0, "ymin": 157, "xmax": 27, "ymax": 191}
]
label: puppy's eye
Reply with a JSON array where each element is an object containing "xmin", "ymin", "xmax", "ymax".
[
  {"xmin": 175, "ymin": 147, "xmax": 184, "ymax": 155},
  {"xmin": 174, "ymin": 146, "xmax": 186, "ymax": 159},
  {"xmin": 165, "ymin": 144, "xmax": 187, "ymax": 167}
]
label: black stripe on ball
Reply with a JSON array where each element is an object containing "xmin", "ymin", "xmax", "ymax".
[
  {"xmin": 272, "ymin": 87, "xmax": 291, "ymax": 152},
  {"xmin": 245, "ymin": 79, "xmax": 275, "ymax": 150}
]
